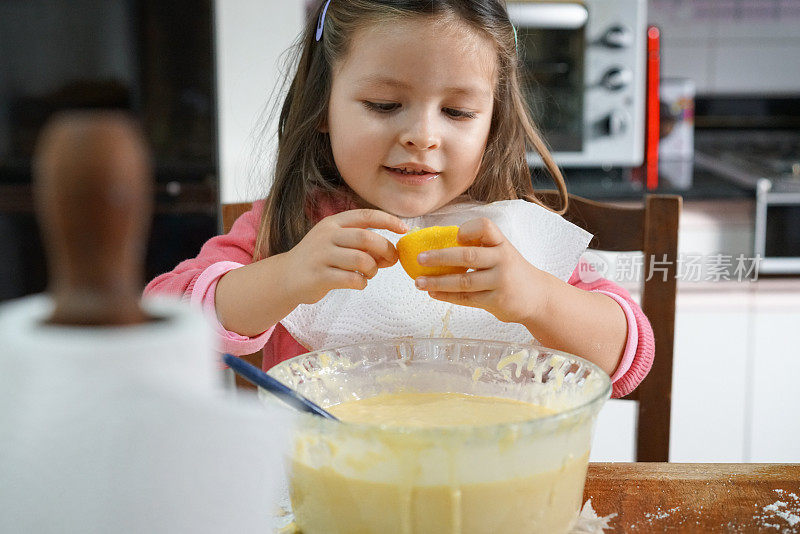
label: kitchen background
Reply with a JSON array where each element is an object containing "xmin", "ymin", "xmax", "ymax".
[{"xmin": 0, "ymin": 0, "xmax": 798, "ymax": 462}]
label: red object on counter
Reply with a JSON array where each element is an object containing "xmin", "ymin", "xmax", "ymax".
[{"xmin": 645, "ymin": 25, "xmax": 661, "ymax": 190}]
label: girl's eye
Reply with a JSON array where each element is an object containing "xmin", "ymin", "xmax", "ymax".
[
  {"xmin": 444, "ymin": 108, "xmax": 478, "ymax": 120},
  {"xmin": 362, "ymin": 101, "xmax": 477, "ymax": 120},
  {"xmin": 363, "ymin": 101, "xmax": 400, "ymax": 113}
]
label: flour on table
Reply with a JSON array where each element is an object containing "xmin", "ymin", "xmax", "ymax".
[
  {"xmin": 626, "ymin": 505, "xmax": 683, "ymax": 530},
  {"xmin": 571, "ymin": 499, "xmax": 617, "ymax": 533},
  {"xmin": 752, "ymin": 489, "xmax": 800, "ymax": 532}
]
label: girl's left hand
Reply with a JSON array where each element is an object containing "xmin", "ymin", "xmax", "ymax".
[{"xmin": 413, "ymin": 218, "xmax": 552, "ymax": 326}]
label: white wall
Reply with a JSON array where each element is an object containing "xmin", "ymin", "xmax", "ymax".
[
  {"xmin": 215, "ymin": 0, "xmax": 305, "ymax": 204},
  {"xmin": 649, "ymin": 0, "xmax": 800, "ymax": 94}
]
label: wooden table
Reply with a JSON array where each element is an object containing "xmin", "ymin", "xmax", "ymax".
[{"xmin": 584, "ymin": 463, "xmax": 800, "ymax": 532}]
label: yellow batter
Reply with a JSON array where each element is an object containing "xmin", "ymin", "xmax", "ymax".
[
  {"xmin": 289, "ymin": 392, "xmax": 590, "ymax": 534},
  {"xmin": 327, "ymin": 391, "xmax": 555, "ymax": 427}
]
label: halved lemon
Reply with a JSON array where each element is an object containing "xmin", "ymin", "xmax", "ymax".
[{"xmin": 396, "ymin": 225, "xmax": 467, "ymax": 280}]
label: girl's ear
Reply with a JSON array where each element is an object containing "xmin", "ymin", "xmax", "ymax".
[{"xmin": 317, "ymin": 114, "xmax": 329, "ymax": 133}]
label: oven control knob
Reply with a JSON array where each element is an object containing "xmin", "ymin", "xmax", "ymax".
[
  {"xmin": 601, "ymin": 67, "xmax": 633, "ymax": 91},
  {"xmin": 601, "ymin": 110, "xmax": 629, "ymax": 136},
  {"xmin": 602, "ymin": 25, "xmax": 633, "ymax": 48}
]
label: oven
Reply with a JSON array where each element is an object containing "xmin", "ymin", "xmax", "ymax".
[{"xmin": 507, "ymin": 0, "xmax": 647, "ymax": 167}]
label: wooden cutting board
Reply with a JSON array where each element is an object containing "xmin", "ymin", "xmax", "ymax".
[{"xmin": 583, "ymin": 463, "xmax": 800, "ymax": 532}]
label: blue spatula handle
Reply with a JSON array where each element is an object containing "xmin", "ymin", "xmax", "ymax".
[{"xmin": 223, "ymin": 353, "xmax": 338, "ymax": 420}]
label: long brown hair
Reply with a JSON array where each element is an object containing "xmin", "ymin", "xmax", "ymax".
[{"xmin": 256, "ymin": 0, "xmax": 568, "ymax": 260}]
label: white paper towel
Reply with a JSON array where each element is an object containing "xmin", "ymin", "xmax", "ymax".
[
  {"xmin": 0, "ymin": 295, "xmax": 294, "ymax": 534},
  {"xmin": 281, "ymin": 198, "xmax": 593, "ymax": 350}
]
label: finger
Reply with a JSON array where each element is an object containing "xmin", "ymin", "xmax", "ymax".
[
  {"xmin": 326, "ymin": 267, "xmax": 368, "ymax": 290},
  {"xmin": 415, "ymin": 270, "xmax": 497, "ymax": 293},
  {"xmin": 328, "ymin": 248, "xmax": 379, "ymax": 279},
  {"xmin": 334, "ymin": 209, "xmax": 409, "ymax": 234},
  {"xmin": 332, "ymin": 228, "xmax": 398, "ymax": 268},
  {"xmin": 427, "ymin": 290, "xmax": 492, "ymax": 308},
  {"xmin": 457, "ymin": 217, "xmax": 505, "ymax": 247},
  {"xmin": 417, "ymin": 246, "xmax": 497, "ymax": 270}
]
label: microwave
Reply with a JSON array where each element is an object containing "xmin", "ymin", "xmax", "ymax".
[{"xmin": 508, "ymin": 0, "xmax": 647, "ymax": 167}]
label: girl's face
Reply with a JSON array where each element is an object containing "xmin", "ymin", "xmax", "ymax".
[{"xmin": 326, "ymin": 16, "xmax": 497, "ymax": 218}]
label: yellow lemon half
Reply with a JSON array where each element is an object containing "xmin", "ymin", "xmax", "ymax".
[{"xmin": 396, "ymin": 225, "xmax": 467, "ymax": 280}]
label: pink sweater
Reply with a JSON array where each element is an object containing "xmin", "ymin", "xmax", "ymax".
[{"xmin": 145, "ymin": 199, "xmax": 654, "ymax": 398}]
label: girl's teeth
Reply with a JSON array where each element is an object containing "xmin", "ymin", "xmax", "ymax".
[{"xmin": 395, "ymin": 168, "xmax": 429, "ymax": 175}]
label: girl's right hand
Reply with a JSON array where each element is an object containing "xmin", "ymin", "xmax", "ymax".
[{"xmin": 284, "ymin": 209, "xmax": 409, "ymax": 305}]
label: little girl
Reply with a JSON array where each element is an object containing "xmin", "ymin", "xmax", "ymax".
[{"xmin": 146, "ymin": 0, "xmax": 653, "ymax": 399}]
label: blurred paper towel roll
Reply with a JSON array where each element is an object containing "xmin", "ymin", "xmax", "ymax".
[{"xmin": 0, "ymin": 295, "xmax": 293, "ymax": 533}]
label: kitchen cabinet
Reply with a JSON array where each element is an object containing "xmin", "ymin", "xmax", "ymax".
[
  {"xmin": 749, "ymin": 283, "xmax": 800, "ymax": 462},
  {"xmin": 590, "ymin": 399, "xmax": 637, "ymax": 462},
  {"xmin": 669, "ymin": 285, "xmax": 750, "ymax": 462}
]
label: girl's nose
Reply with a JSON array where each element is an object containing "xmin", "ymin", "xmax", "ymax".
[{"xmin": 400, "ymin": 112, "xmax": 440, "ymax": 151}]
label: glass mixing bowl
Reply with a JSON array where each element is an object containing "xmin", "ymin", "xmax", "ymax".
[{"xmin": 265, "ymin": 337, "xmax": 611, "ymax": 534}]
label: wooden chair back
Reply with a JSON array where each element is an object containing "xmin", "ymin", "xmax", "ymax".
[
  {"xmin": 538, "ymin": 191, "xmax": 682, "ymax": 462},
  {"xmin": 221, "ymin": 203, "xmax": 253, "ymax": 234},
  {"xmin": 222, "ymin": 192, "xmax": 682, "ymax": 461},
  {"xmin": 220, "ymin": 203, "xmax": 267, "ymax": 386}
]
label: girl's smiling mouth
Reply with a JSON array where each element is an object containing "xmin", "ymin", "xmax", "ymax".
[{"xmin": 383, "ymin": 164, "xmax": 441, "ymax": 185}]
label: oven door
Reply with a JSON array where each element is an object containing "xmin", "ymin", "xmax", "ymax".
[
  {"xmin": 508, "ymin": 0, "xmax": 647, "ymax": 167},
  {"xmin": 509, "ymin": 3, "xmax": 588, "ymax": 155},
  {"xmin": 755, "ymin": 179, "xmax": 800, "ymax": 274}
]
